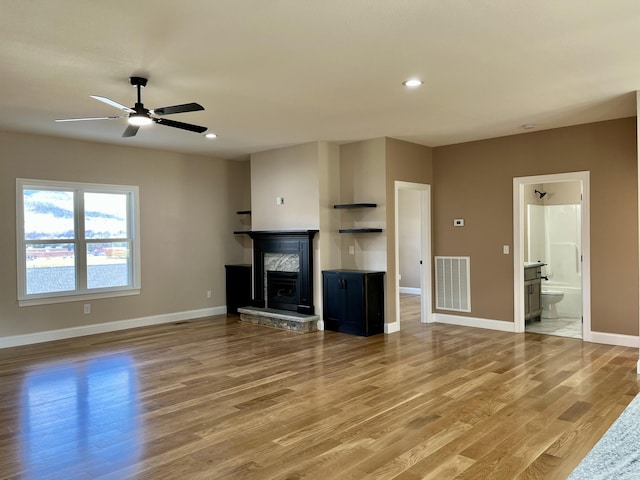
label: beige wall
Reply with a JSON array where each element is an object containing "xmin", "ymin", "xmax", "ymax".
[
  {"xmin": 0, "ymin": 131, "xmax": 246, "ymax": 338},
  {"xmin": 433, "ymin": 117, "xmax": 638, "ymax": 336},
  {"xmin": 339, "ymin": 139, "xmax": 387, "ymax": 271},
  {"xmin": 250, "ymin": 142, "xmax": 321, "ymax": 231},
  {"xmin": 228, "ymin": 160, "xmax": 253, "ymax": 264},
  {"xmin": 250, "ymin": 141, "xmax": 332, "ymax": 314}
]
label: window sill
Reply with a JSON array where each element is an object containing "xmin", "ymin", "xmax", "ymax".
[{"xmin": 18, "ymin": 288, "xmax": 141, "ymax": 307}]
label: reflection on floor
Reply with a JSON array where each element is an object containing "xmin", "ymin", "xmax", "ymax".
[{"xmin": 526, "ymin": 316, "xmax": 582, "ymax": 339}]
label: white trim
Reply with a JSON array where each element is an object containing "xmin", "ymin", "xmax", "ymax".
[
  {"xmin": 513, "ymin": 171, "xmax": 591, "ymax": 337},
  {"xmin": 0, "ymin": 306, "xmax": 226, "ymax": 349},
  {"xmin": 399, "ymin": 287, "xmax": 421, "ymax": 295},
  {"xmin": 16, "ymin": 178, "xmax": 142, "ymax": 305},
  {"xmin": 394, "ymin": 181, "xmax": 432, "ymax": 327},
  {"xmin": 433, "ymin": 313, "xmax": 517, "ymax": 332},
  {"xmin": 385, "ymin": 321, "xmax": 401, "ymax": 334},
  {"xmin": 588, "ymin": 331, "xmax": 640, "ymax": 348},
  {"xmin": 18, "ymin": 288, "xmax": 140, "ymax": 307},
  {"xmin": 317, "ymin": 319, "xmax": 325, "ymax": 330},
  {"xmin": 433, "ymin": 314, "xmax": 638, "ymax": 347}
]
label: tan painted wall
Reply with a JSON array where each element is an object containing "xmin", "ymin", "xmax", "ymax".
[
  {"xmin": 250, "ymin": 142, "xmax": 321, "ymax": 231},
  {"xmin": 433, "ymin": 118, "xmax": 638, "ymax": 336},
  {"xmin": 0, "ymin": 131, "xmax": 247, "ymax": 338},
  {"xmin": 385, "ymin": 138, "xmax": 433, "ymax": 325}
]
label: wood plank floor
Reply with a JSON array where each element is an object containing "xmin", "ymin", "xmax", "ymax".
[{"xmin": 0, "ymin": 295, "xmax": 638, "ymax": 479}]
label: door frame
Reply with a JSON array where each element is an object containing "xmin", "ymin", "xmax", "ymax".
[
  {"xmin": 513, "ymin": 171, "xmax": 591, "ymax": 339},
  {"xmin": 394, "ymin": 181, "xmax": 432, "ymax": 325}
]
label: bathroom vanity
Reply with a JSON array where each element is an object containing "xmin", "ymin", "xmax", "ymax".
[{"xmin": 524, "ymin": 262, "xmax": 544, "ymax": 321}]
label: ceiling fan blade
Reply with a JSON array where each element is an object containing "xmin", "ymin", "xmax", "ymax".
[
  {"xmin": 122, "ymin": 125, "xmax": 140, "ymax": 137},
  {"xmin": 154, "ymin": 118, "xmax": 207, "ymax": 133},
  {"xmin": 56, "ymin": 115, "xmax": 123, "ymax": 122},
  {"xmin": 151, "ymin": 103, "xmax": 204, "ymax": 116},
  {"xmin": 90, "ymin": 95, "xmax": 135, "ymax": 113}
]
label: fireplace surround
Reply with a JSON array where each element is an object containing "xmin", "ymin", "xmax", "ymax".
[{"xmin": 248, "ymin": 230, "xmax": 318, "ymax": 315}]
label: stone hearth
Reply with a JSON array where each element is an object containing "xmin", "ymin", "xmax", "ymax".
[{"xmin": 238, "ymin": 307, "xmax": 319, "ymax": 333}]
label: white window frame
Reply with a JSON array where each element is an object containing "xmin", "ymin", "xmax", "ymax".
[{"xmin": 16, "ymin": 179, "xmax": 141, "ymax": 306}]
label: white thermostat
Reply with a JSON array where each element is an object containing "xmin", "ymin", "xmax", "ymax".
[{"xmin": 453, "ymin": 218, "xmax": 464, "ymax": 227}]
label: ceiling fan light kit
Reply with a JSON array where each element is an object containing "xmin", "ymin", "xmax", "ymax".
[{"xmin": 56, "ymin": 76, "xmax": 208, "ymax": 138}]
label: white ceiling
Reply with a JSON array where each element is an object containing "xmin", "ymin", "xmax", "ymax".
[{"xmin": 1, "ymin": 1, "xmax": 639, "ymax": 159}]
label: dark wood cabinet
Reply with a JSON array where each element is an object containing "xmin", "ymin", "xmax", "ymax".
[
  {"xmin": 225, "ymin": 264, "xmax": 252, "ymax": 314},
  {"xmin": 322, "ymin": 270, "xmax": 384, "ymax": 336}
]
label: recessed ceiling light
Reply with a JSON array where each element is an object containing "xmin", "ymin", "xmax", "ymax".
[
  {"xmin": 402, "ymin": 79, "xmax": 423, "ymax": 88},
  {"xmin": 522, "ymin": 123, "xmax": 536, "ymax": 129},
  {"xmin": 205, "ymin": 132, "xmax": 217, "ymax": 139}
]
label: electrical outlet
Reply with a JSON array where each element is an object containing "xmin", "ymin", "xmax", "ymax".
[
  {"xmin": 207, "ymin": 290, "xmax": 212, "ymax": 299},
  {"xmin": 348, "ymin": 245, "xmax": 355, "ymax": 255},
  {"xmin": 83, "ymin": 303, "xmax": 91, "ymax": 314},
  {"xmin": 276, "ymin": 197, "xmax": 285, "ymax": 205}
]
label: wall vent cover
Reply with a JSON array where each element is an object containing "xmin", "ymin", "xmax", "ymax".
[{"xmin": 435, "ymin": 256, "xmax": 471, "ymax": 312}]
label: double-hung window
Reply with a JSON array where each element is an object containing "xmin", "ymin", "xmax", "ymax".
[{"xmin": 16, "ymin": 179, "xmax": 141, "ymax": 306}]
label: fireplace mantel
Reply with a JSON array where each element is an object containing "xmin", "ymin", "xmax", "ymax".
[{"xmin": 248, "ymin": 230, "xmax": 318, "ymax": 315}]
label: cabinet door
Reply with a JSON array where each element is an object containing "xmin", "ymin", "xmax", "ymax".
[
  {"xmin": 341, "ymin": 274, "xmax": 365, "ymax": 334},
  {"xmin": 323, "ymin": 273, "xmax": 345, "ymax": 328},
  {"xmin": 524, "ymin": 283, "xmax": 531, "ymax": 317},
  {"xmin": 529, "ymin": 282, "xmax": 541, "ymax": 313}
]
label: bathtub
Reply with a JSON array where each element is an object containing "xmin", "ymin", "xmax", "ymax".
[{"xmin": 542, "ymin": 283, "xmax": 582, "ymax": 318}]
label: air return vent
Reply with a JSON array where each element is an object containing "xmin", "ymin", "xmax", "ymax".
[{"xmin": 435, "ymin": 256, "xmax": 471, "ymax": 312}]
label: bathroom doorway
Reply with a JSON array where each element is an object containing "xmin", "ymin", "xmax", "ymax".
[{"xmin": 513, "ymin": 172, "xmax": 591, "ymax": 340}]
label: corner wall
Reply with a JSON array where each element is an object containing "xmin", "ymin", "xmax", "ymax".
[{"xmin": 0, "ymin": 131, "xmax": 246, "ymax": 341}]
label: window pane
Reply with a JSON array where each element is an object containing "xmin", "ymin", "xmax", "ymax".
[
  {"xmin": 85, "ymin": 192, "xmax": 128, "ymax": 239},
  {"xmin": 87, "ymin": 242, "xmax": 130, "ymax": 289},
  {"xmin": 23, "ymin": 190, "xmax": 75, "ymax": 240},
  {"xmin": 25, "ymin": 244, "xmax": 76, "ymax": 294}
]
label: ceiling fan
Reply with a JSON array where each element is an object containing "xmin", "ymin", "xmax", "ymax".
[{"xmin": 56, "ymin": 76, "xmax": 208, "ymax": 137}]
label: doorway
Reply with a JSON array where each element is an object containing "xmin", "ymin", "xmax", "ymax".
[
  {"xmin": 394, "ymin": 181, "xmax": 432, "ymax": 327},
  {"xmin": 513, "ymin": 172, "xmax": 591, "ymax": 340}
]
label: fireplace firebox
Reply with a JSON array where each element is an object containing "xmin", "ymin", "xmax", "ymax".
[{"xmin": 267, "ymin": 271, "xmax": 300, "ymax": 311}]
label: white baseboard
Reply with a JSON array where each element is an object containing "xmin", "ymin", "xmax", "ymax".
[
  {"xmin": 433, "ymin": 313, "xmax": 516, "ymax": 332},
  {"xmin": 399, "ymin": 287, "xmax": 421, "ymax": 295},
  {"xmin": 0, "ymin": 306, "xmax": 227, "ymax": 349},
  {"xmin": 587, "ymin": 331, "xmax": 640, "ymax": 348},
  {"xmin": 385, "ymin": 321, "xmax": 400, "ymax": 334}
]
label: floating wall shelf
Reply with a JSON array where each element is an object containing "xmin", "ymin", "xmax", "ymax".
[
  {"xmin": 333, "ymin": 203, "xmax": 377, "ymax": 209},
  {"xmin": 335, "ymin": 202, "xmax": 381, "ymax": 233},
  {"xmin": 339, "ymin": 228, "xmax": 383, "ymax": 234},
  {"xmin": 236, "ymin": 210, "xmax": 251, "ymax": 215}
]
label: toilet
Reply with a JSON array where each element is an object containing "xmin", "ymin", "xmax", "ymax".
[{"xmin": 541, "ymin": 290, "xmax": 564, "ymax": 319}]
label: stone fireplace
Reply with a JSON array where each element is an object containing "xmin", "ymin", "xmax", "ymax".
[{"xmin": 248, "ymin": 230, "xmax": 318, "ymax": 315}]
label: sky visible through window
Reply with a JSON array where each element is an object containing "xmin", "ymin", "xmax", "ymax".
[{"xmin": 23, "ymin": 189, "xmax": 130, "ymax": 294}]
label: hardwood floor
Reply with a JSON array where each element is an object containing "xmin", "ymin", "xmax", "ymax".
[{"xmin": 0, "ymin": 296, "xmax": 638, "ymax": 479}]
